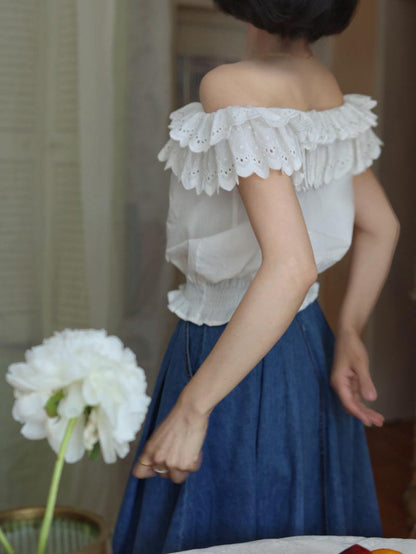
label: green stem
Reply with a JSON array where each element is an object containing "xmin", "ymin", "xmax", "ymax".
[
  {"xmin": 0, "ymin": 527, "xmax": 14, "ymax": 554},
  {"xmin": 37, "ymin": 417, "xmax": 78, "ymax": 554}
]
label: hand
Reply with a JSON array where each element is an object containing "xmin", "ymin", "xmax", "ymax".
[
  {"xmin": 329, "ymin": 327, "xmax": 385, "ymax": 427},
  {"xmin": 133, "ymin": 398, "xmax": 209, "ymax": 484}
]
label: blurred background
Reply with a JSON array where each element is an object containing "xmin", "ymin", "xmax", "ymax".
[{"xmin": 0, "ymin": 0, "xmax": 414, "ymax": 541}]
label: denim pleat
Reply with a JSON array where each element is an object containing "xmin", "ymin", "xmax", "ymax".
[{"xmin": 112, "ymin": 299, "xmax": 383, "ymax": 554}]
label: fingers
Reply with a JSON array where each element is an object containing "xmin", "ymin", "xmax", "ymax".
[
  {"xmin": 133, "ymin": 459, "xmax": 157, "ymax": 479},
  {"xmin": 350, "ymin": 370, "xmax": 385, "ymax": 426},
  {"xmin": 169, "ymin": 468, "xmax": 191, "ymax": 484},
  {"xmin": 330, "ymin": 373, "xmax": 384, "ymax": 427},
  {"xmin": 132, "ymin": 450, "xmax": 203, "ymax": 483},
  {"xmin": 330, "ymin": 339, "xmax": 385, "ymax": 428},
  {"xmin": 344, "ymin": 391, "xmax": 384, "ymax": 426},
  {"xmin": 355, "ymin": 360, "xmax": 378, "ymax": 402},
  {"xmin": 351, "ymin": 391, "xmax": 384, "ymax": 427},
  {"xmin": 338, "ymin": 387, "xmax": 380, "ymax": 426},
  {"xmin": 163, "ymin": 451, "xmax": 203, "ymax": 484}
]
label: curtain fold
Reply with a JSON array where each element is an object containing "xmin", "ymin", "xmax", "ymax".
[
  {"xmin": 109, "ymin": 0, "xmax": 176, "ymax": 527},
  {"xmin": 76, "ymin": 0, "xmax": 123, "ymax": 332}
]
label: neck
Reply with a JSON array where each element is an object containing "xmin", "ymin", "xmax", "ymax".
[{"xmin": 242, "ymin": 24, "xmax": 313, "ymax": 60}]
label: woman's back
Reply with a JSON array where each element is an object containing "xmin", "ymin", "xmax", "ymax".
[
  {"xmin": 158, "ymin": 57, "xmax": 382, "ymax": 325},
  {"xmin": 199, "ymin": 54, "xmax": 345, "ymax": 113}
]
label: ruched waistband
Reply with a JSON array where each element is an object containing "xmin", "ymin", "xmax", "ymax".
[{"xmin": 167, "ymin": 276, "xmax": 320, "ymax": 326}]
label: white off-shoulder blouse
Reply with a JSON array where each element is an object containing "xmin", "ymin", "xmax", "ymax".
[{"xmin": 157, "ymin": 94, "xmax": 383, "ymax": 326}]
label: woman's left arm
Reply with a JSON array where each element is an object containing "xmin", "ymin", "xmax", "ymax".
[
  {"xmin": 177, "ymin": 168, "xmax": 318, "ymax": 415},
  {"xmin": 134, "ymin": 166, "xmax": 318, "ymax": 483},
  {"xmin": 134, "ymin": 70, "xmax": 318, "ymax": 484}
]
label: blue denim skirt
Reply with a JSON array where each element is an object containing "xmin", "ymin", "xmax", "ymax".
[{"xmin": 112, "ymin": 299, "xmax": 383, "ymax": 554}]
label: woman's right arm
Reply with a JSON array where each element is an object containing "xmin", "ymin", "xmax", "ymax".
[
  {"xmin": 337, "ymin": 167, "xmax": 400, "ymax": 336},
  {"xmin": 329, "ymin": 167, "xmax": 400, "ymax": 426}
]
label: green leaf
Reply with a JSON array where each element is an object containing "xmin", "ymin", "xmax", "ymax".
[
  {"xmin": 45, "ymin": 390, "xmax": 65, "ymax": 418},
  {"xmin": 0, "ymin": 526, "xmax": 15, "ymax": 554},
  {"xmin": 87, "ymin": 442, "xmax": 100, "ymax": 461}
]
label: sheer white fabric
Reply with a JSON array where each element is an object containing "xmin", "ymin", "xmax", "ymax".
[
  {"xmin": 157, "ymin": 94, "xmax": 383, "ymax": 326},
  {"xmin": 0, "ymin": 0, "xmax": 170, "ymax": 530}
]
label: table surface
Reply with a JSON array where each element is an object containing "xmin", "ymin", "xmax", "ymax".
[{"xmin": 175, "ymin": 535, "xmax": 416, "ymax": 554}]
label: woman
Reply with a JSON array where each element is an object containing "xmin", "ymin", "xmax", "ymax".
[{"xmin": 113, "ymin": 1, "xmax": 400, "ymax": 552}]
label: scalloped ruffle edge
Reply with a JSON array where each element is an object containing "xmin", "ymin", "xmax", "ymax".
[{"xmin": 158, "ymin": 94, "xmax": 384, "ymax": 195}]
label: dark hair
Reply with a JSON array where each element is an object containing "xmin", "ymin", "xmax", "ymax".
[{"xmin": 212, "ymin": 0, "xmax": 359, "ymax": 43}]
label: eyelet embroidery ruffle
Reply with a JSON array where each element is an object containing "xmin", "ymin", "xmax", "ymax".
[{"xmin": 157, "ymin": 94, "xmax": 383, "ymax": 195}]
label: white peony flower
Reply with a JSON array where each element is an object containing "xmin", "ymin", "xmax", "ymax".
[{"xmin": 6, "ymin": 328, "xmax": 152, "ymax": 463}]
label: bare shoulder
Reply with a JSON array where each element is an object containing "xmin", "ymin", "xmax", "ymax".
[
  {"xmin": 199, "ymin": 62, "xmax": 259, "ymax": 112},
  {"xmin": 199, "ymin": 60, "xmax": 299, "ymax": 112},
  {"xmin": 199, "ymin": 58, "xmax": 344, "ymax": 113}
]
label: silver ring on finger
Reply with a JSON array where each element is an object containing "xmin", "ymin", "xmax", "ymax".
[{"xmin": 153, "ymin": 467, "xmax": 169, "ymax": 474}]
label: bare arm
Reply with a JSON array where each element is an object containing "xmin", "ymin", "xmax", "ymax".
[
  {"xmin": 178, "ymin": 69, "xmax": 318, "ymax": 417},
  {"xmin": 337, "ymin": 167, "xmax": 400, "ymax": 336},
  {"xmin": 328, "ymin": 167, "xmax": 400, "ymax": 427},
  {"xmin": 178, "ymin": 168, "xmax": 317, "ymax": 416}
]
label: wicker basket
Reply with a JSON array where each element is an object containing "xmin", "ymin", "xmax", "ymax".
[{"xmin": 0, "ymin": 506, "xmax": 110, "ymax": 554}]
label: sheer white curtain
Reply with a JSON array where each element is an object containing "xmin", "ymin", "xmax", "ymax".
[
  {"xmin": 0, "ymin": 0, "xmax": 174, "ymax": 529},
  {"xmin": 106, "ymin": 0, "xmax": 176, "ymax": 528},
  {"xmin": 77, "ymin": 0, "xmax": 123, "ymax": 333}
]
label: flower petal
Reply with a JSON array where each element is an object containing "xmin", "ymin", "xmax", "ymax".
[
  {"xmin": 46, "ymin": 416, "xmax": 85, "ymax": 463},
  {"xmin": 58, "ymin": 382, "xmax": 85, "ymax": 418},
  {"xmin": 96, "ymin": 408, "xmax": 116, "ymax": 463}
]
